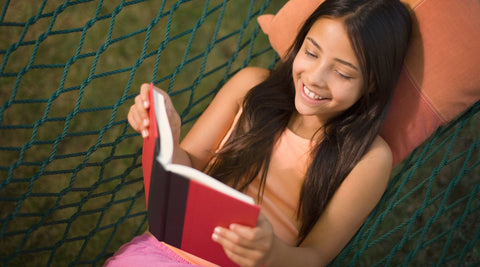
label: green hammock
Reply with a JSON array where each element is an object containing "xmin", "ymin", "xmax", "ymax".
[{"xmin": 0, "ymin": 0, "xmax": 478, "ymax": 266}]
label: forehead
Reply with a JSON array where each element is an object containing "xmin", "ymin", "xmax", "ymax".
[{"xmin": 305, "ymin": 18, "xmax": 359, "ymax": 66}]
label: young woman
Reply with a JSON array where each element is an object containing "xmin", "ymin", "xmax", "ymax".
[{"xmin": 109, "ymin": 0, "xmax": 412, "ymax": 266}]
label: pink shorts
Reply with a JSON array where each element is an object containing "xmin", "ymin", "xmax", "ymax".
[{"xmin": 104, "ymin": 233, "xmax": 217, "ymax": 267}]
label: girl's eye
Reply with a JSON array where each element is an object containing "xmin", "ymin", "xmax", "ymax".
[
  {"xmin": 304, "ymin": 49, "xmax": 317, "ymax": 58},
  {"xmin": 335, "ymin": 70, "xmax": 353, "ymax": 80}
]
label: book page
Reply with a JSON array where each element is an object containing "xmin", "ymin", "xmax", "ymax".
[
  {"xmin": 153, "ymin": 90, "xmax": 174, "ymax": 165},
  {"xmin": 152, "ymin": 87, "xmax": 255, "ymax": 206},
  {"xmin": 166, "ymin": 164, "xmax": 255, "ymax": 205}
]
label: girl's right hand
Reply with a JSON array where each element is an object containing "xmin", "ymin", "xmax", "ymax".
[
  {"xmin": 128, "ymin": 83, "xmax": 151, "ymax": 137},
  {"xmin": 127, "ymin": 83, "xmax": 181, "ymax": 142}
]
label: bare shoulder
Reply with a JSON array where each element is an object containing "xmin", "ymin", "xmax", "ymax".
[
  {"xmin": 353, "ymin": 135, "xmax": 393, "ymax": 184},
  {"xmin": 232, "ymin": 66, "xmax": 270, "ymax": 85},
  {"xmin": 218, "ymin": 67, "xmax": 270, "ymax": 105},
  {"xmin": 367, "ymin": 136, "xmax": 392, "ymax": 161},
  {"xmin": 363, "ymin": 136, "xmax": 393, "ymax": 171}
]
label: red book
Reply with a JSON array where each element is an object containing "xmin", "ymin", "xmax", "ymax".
[{"xmin": 142, "ymin": 84, "xmax": 260, "ymax": 267}]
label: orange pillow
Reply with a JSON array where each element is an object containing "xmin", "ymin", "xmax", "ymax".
[{"xmin": 258, "ymin": 0, "xmax": 480, "ymax": 166}]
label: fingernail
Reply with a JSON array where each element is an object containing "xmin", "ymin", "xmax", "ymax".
[
  {"xmin": 144, "ymin": 101, "xmax": 149, "ymax": 108},
  {"xmin": 143, "ymin": 119, "xmax": 149, "ymax": 126},
  {"xmin": 142, "ymin": 129, "xmax": 148, "ymax": 138},
  {"xmin": 214, "ymin": 227, "xmax": 221, "ymax": 234},
  {"xmin": 212, "ymin": 233, "xmax": 218, "ymax": 241}
]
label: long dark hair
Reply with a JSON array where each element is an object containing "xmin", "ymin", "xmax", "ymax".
[{"xmin": 207, "ymin": 0, "xmax": 411, "ymax": 244}]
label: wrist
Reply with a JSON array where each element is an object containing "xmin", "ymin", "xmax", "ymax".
[
  {"xmin": 264, "ymin": 235, "xmax": 285, "ymax": 267},
  {"xmin": 172, "ymin": 142, "xmax": 193, "ymax": 167}
]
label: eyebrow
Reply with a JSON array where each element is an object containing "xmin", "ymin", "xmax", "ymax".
[{"xmin": 306, "ymin": 37, "xmax": 359, "ymax": 71}]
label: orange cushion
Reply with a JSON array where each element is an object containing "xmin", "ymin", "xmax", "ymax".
[{"xmin": 258, "ymin": 0, "xmax": 480, "ymax": 166}]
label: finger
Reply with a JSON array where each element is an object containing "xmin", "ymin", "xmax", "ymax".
[
  {"xmin": 139, "ymin": 83, "xmax": 151, "ymax": 109},
  {"xmin": 127, "ymin": 105, "xmax": 141, "ymax": 132},
  {"xmin": 214, "ymin": 225, "xmax": 270, "ymax": 256},
  {"xmin": 128, "ymin": 104, "xmax": 146, "ymax": 132},
  {"xmin": 229, "ymin": 224, "xmax": 263, "ymax": 242},
  {"xmin": 230, "ymin": 224, "xmax": 274, "ymax": 257},
  {"xmin": 214, "ymin": 226, "xmax": 258, "ymax": 249},
  {"xmin": 212, "ymin": 228, "xmax": 263, "ymax": 266},
  {"xmin": 230, "ymin": 213, "xmax": 273, "ymax": 242},
  {"xmin": 224, "ymin": 248, "xmax": 259, "ymax": 267},
  {"xmin": 129, "ymin": 106, "xmax": 150, "ymax": 138},
  {"xmin": 134, "ymin": 94, "xmax": 149, "ymax": 129}
]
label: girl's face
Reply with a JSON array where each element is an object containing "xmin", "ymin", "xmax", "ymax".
[{"xmin": 292, "ymin": 17, "xmax": 364, "ymax": 125}]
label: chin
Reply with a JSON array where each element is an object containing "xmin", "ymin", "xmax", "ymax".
[{"xmin": 294, "ymin": 100, "xmax": 319, "ymax": 117}]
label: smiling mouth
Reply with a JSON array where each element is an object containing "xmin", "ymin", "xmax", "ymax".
[{"xmin": 303, "ymin": 86, "xmax": 326, "ymax": 100}]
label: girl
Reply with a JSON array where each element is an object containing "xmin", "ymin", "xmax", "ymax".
[{"xmin": 110, "ymin": 0, "xmax": 412, "ymax": 266}]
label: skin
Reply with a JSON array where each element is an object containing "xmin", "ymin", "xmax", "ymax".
[
  {"xmin": 290, "ymin": 17, "xmax": 364, "ymax": 139},
  {"xmin": 128, "ymin": 17, "xmax": 393, "ymax": 267}
]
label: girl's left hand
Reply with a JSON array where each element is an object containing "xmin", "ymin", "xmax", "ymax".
[{"xmin": 212, "ymin": 213, "xmax": 276, "ymax": 267}]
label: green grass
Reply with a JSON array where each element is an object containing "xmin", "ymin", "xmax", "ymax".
[{"xmin": 1, "ymin": 0, "xmax": 479, "ymax": 266}]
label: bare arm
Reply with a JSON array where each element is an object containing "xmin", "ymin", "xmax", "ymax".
[{"xmin": 180, "ymin": 67, "xmax": 270, "ymax": 170}]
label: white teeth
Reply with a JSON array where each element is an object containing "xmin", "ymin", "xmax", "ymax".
[{"xmin": 303, "ymin": 86, "xmax": 324, "ymax": 100}]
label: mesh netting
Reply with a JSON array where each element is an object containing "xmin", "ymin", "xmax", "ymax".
[
  {"xmin": 0, "ymin": 0, "xmax": 478, "ymax": 266},
  {"xmin": 333, "ymin": 101, "xmax": 479, "ymax": 266}
]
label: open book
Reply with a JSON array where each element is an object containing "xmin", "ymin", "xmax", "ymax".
[{"xmin": 142, "ymin": 84, "xmax": 260, "ymax": 267}]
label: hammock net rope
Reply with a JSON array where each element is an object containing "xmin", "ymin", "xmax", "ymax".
[{"xmin": 0, "ymin": 0, "xmax": 478, "ymax": 266}]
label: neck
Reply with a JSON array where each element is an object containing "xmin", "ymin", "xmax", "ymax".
[{"xmin": 288, "ymin": 112, "xmax": 324, "ymax": 140}]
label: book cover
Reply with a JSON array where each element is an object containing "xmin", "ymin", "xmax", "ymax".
[{"xmin": 142, "ymin": 84, "xmax": 261, "ymax": 267}]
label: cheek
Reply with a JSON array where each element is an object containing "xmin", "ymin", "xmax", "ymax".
[
  {"xmin": 333, "ymin": 83, "xmax": 364, "ymax": 105},
  {"xmin": 292, "ymin": 56, "xmax": 307, "ymax": 78},
  {"xmin": 344, "ymin": 91, "xmax": 360, "ymax": 105},
  {"xmin": 291, "ymin": 58, "xmax": 301, "ymax": 80},
  {"xmin": 350, "ymin": 82, "xmax": 365, "ymax": 102}
]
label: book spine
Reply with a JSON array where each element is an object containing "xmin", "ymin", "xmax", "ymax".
[
  {"xmin": 164, "ymin": 173, "xmax": 190, "ymax": 248},
  {"xmin": 147, "ymin": 143, "xmax": 170, "ymax": 241}
]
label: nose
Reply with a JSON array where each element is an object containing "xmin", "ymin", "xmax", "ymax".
[{"xmin": 305, "ymin": 60, "xmax": 328, "ymax": 88}]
